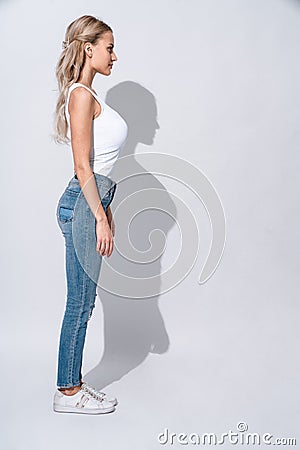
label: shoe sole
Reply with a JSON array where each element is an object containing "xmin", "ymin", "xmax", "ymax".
[{"xmin": 53, "ymin": 404, "xmax": 115, "ymax": 414}]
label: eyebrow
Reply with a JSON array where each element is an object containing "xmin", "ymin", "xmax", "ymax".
[{"xmin": 108, "ymin": 43, "xmax": 114, "ymax": 47}]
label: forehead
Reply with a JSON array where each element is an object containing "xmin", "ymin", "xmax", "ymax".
[{"xmin": 100, "ymin": 31, "xmax": 114, "ymax": 44}]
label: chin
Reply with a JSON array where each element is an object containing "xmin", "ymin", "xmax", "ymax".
[{"xmin": 98, "ymin": 69, "xmax": 110, "ymax": 76}]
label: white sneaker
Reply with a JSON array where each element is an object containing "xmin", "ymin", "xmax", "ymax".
[
  {"xmin": 81, "ymin": 381, "xmax": 118, "ymax": 406},
  {"xmin": 53, "ymin": 385, "xmax": 116, "ymax": 415}
]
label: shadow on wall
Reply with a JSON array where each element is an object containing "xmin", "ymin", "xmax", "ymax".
[{"xmin": 85, "ymin": 81, "xmax": 176, "ymax": 389}]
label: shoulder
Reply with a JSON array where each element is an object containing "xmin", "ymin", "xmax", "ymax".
[
  {"xmin": 68, "ymin": 86, "xmax": 94, "ymax": 115},
  {"xmin": 69, "ymin": 86, "xmax": 94, "ymax": 103}
]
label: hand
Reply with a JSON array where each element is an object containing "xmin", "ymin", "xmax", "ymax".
[{"xmin": 95, "ymin": 217, "xmax": 114, "ymax": 257}]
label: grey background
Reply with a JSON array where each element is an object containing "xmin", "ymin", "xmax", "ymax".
[{"xmin": 1, "ymin": 0, "xmax": 299, "ymax": 449}]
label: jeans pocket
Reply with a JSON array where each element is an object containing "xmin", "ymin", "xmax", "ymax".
[
  {"xmin": 58, "ymin": 206, "xmax": 74, "ymax": 223},
  {"xmin": 56, "ymin": 190, "xmax": 79, "ymax": 224}
]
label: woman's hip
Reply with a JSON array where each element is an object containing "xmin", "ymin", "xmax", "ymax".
[{"xmin": 56, "ymin": 172, "xmax": 117, "ymax": 226}]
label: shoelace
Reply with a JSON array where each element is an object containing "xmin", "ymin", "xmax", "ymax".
[
  {"xmin": 81, "ymin": 382, "xmax": 106, "ymax": 401},
  {"xmin": 74, "ymin": 388, "xmax": 101, "ymax": 408}
]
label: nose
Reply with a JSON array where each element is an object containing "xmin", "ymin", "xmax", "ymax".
[{"xmin": 112, "ymin": 51, "xmax": 118, "ymax": 62}]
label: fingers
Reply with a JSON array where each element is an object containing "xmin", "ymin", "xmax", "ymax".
[
  {"xmin": 96, "ymin": 236, "xmax": 114, "ymax": 256},
  {"xmin": 107, "ymin": 237, "xmax": 114, "ymax": 257},
  {"xmin": 97, "ymin": 239, "xmax": 108, "ymax": 256},
  {"xmin": 95, "ymin": 218, "xmax": 114, "ymax": 256},
  {"xmin": 96, "ymin": 238, "xmax": 100, "ymax": 253}
]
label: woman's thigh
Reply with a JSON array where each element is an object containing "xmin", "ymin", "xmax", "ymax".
[{"xmin": 56, "ymin": 177, "xmax": 115, "ymax": 286}]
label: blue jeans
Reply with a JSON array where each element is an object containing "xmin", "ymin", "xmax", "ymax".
[{"xmin": 55, "ymin": 172, "xmax": 117, "ymax": 388}]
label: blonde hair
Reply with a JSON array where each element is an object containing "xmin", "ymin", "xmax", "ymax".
[{"xmin": 53, "ymin": 15, "xmax": 112, "ymax": 144}]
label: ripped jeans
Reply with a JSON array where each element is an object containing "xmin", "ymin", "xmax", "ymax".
[{"xmin": 55, "ymin": 172, "xmax": 117, "ymax": 388}]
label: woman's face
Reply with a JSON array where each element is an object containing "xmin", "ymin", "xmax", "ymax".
[{"xmin": 91, "ymin": 31, "xmax": 117, "ymax": 76}]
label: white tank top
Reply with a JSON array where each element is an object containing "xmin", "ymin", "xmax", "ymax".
[{"xmin": 65, "ymin": 82, "xmax": 128, "ymax": 178}]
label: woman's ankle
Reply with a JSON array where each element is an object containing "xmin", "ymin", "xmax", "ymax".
[{"xmin": 58, "ymin": 385, "xmax": 81, "ymax": 396}]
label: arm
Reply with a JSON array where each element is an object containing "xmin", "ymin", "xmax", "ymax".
[
  {"xmin": 106, "ymin": 206, "xmax": 115, "ymax": 237},
  {"xmin": 68, "ymin": 87, "xmax": 113, "ymax": 256}
]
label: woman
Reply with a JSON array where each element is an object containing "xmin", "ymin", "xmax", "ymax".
[{"xmin": 52, "ymin": 15, "xmax": 128, "ymax": 414}]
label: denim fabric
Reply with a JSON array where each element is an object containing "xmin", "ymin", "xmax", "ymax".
[{"xmin": 55, "ymin": 172, "xmax": 117, "ymax": 388}]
